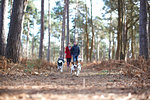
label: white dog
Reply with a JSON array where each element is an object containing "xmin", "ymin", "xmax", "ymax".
[
  {"xmin": 71, "ymin": 61, "xmax": 81, "ymax": 76},
  {"xmin": 57, "ymin": 58, "xmax": 64, "ymax": 72}
]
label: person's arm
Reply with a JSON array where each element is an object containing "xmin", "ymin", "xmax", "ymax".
[
  {"xmin": 71, "ymin": 46, "xmax": 73, "ymax": 55},
  {"xmin": 78, "ymin": 46, "xmax": 80, "ymax": 56},
  {"xmin": 65, "ymin": 47, "xmax": 67, "ymax": 54}
]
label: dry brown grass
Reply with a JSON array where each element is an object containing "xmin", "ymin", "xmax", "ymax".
[{"xmin": 85, "ymin": 57, "xmax": 150, "ymax": 79}]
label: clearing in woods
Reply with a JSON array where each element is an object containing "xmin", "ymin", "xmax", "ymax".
[{"xmin": 0, "ymin": 65, "xmax": 150, "ymax": 100}]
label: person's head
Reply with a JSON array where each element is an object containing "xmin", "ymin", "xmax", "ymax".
[
  {"xmin": 74, "ymin": 41, "xmax": 77, "ymax": 45},
  {"xmin": 68, "ymin": 43, "xmax": 71, "ymax": 46}
]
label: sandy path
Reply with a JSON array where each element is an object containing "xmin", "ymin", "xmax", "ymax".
[{"xmin": 0, "ymin": 68, "xmax": 150, "ymax": 100}]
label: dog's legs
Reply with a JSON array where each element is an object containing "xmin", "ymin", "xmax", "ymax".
[
  {"xmin": 60, "ymin": 65, "xmax": 63, "ymax": 72},
  {"xmin": 57, "ymin": 66, "xmax": 59, "ymax": 72},
  {"xmin": 71, "ymin": 69, "xmax": 72, "ymax": 75},
  {"xmin": 76, "ymin": 69, "xmax": 79, "ymax": 76}
]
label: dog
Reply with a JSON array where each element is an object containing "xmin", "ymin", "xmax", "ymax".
[
  {"xmin": 71, "ymin": 61, "xmax": 81, "ymax": 76},
  {"xmin": 57, "ymin": 58, "xmax": 64, "ymax": 72}
]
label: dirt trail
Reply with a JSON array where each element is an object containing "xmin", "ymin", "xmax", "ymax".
[{"xmin": 0, "ymin": 67, "xmax": 150, "ymax": 100}]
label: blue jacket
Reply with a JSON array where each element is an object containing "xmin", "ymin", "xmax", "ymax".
[{"xmin": 71, "ymin": 45, "xmax": 80, "ymax": 56}]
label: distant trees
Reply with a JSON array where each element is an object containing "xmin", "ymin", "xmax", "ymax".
[
  {"xmin": 5, "ymin": 0, "xmax": 28, "ymax": 62},
  {"xmin": 0, "ymin": 0, "xmax": 149, "ymax": 63}
]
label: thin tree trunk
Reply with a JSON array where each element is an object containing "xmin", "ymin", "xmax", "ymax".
[
  {"xmin": 139, "ymin": 0, "xmax": 148, "ymax": 59},
  {"xmin": 122, "ymin": 0, "xmax": 127, "ymax": 60},
  {"xmin": 148, "ymin": 3, "xmax": 150, "ymax": 58},
  {"xmin": 74, "ymin": 0, "xmax": 78, "ymax": 42},
  {"xmin": 116, "ymin": 0, "xmax": 122, "ymax": 60},
  {"xmin": 112, "ymin": 32, "xmax": 115, "ymax": 59},
  {"xmin": 89, "ymin": 0, "xmax": 94, "ymax": 62},
  {"xmin": 120, "ymin": 0, "xmax": 123, "ymax": 60},
  {"xmin": 31, "ymin": 35, "xmax": 35, "ymax": 58},
  {"xmin": 0, "ymin": 0, "xmax": 8, "ymax": 56},
  {"xmin": 47, "ymin": 0, "xmax": 51, "ymax": 62},
  {"xmin": 97, "ymin": 35, "xmax": 100, "ymax": 61},
  {"xmin": 108, "ymin": 13, "xmax": 112, "ymax": 60},
  {"xmin": 66, "ymin": 0, "xmax": 69, "ymax": 46},
  {"xmin": 130, "ymin": 0, "xmax": 134, "ymax": 59},
  {"xmin": 82, "ymin": 34, "xmax": 84, "ymax": 62},
  {"xmin": 26, "ymin": 15, "xmax": 30, "ymax": 58},
  {"xmin": 39, "ymin": 0, "xmax": 44, "ymax": 59},
  {"xmin": 6, "ymin": 0, "xmax": 28, "ymax": 63},
  {"xmin": 85, "ymin": 3, "xmax": 89, "ymax": 62},
  {"xmin": 61, "ymin": 0, "xmax": 66, "ymax": 59}
]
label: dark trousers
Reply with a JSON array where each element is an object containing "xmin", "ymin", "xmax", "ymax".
[{"xmin": 66, "ymin": 58, "xmax": 71, "ymax": 67}]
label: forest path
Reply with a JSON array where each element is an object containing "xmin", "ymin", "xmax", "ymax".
[{"xmin": 0, "ymin": 67, "xmax": 149, "ymax": 100}]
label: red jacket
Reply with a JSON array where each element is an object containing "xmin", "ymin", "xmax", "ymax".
[{"xmin": 65, "ymin": 46, "xmax": 72, "ymax": 58}]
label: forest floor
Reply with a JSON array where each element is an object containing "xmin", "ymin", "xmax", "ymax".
[{"xmin": 0, "ymin": 60, "xmax": 150, "ymax": 100}]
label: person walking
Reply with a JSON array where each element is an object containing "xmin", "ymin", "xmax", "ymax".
[
  {"xmin": 65, "ymin": 43, "xmax": 72, "ymax": 69},
  {"xmin": 71, "ymin": 42, "xmax": 80, "ymax": 63}
]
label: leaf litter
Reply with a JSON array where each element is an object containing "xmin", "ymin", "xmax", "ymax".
[{"xmin": 0, "ymin": 56, "xmax": 150, "ymax": 100}]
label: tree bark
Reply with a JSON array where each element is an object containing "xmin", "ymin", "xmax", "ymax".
[
  {"xmin": 31, "ymin": 35, "xmax": 35, "ymax": 58},
  {"xmin": 61, "ymin": 0, "xmax": 66, "ymax": 59},
  {"xmin": 66, "ymin": 0, "xmax": 69, "ymax": 46},
  {"xmin": 148, "ymin": 3, "xmax": 150, "ymax": 58},
  {"xmin": 112, "ymin": 31, "xmax": 115, "ymax": 59},
  {"xmin": 139, "ymin": 0, "xmax": 148, "ymax": 59},
  {"xmin": 6, "ymin": 0, "xmax": 28, "ymax": 63},
  {"xmin": 109, "ymin": 13, "xmax": 112, "ymax": 60},
  {"xmin": 85, "ymin": 3, "xmax": 89, "ymax": 62},
  {"xmin": 47, "ymin": 0, "xmax": 51, "ymax": 62},
  {"xmin": 0, "ymin": 0, "xmax": 8, "ymax": 56},
  {"xmin": 39, "ymin": 0, "xmax": 44, "ymax": 59},
  {"xmin": 26, "ymin": 14, "xmax": 30, "ymax": 58},
  {"xmin": 130, "ymin": 0, "xmax": 134, "ymax": 59},
  {"xmin": 89, "ymin": 0, "xmax": 94, "ymax": 62},
  {"xmin": 116, "ymin": 0, "xmax": 122, "ymax": 60},
  {"xmin": 74, "ymin": 0, "xmax": 78, "ymax": 42}
]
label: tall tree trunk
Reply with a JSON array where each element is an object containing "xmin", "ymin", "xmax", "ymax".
[
  {"xmin": 39, "ymin": 0, "xmax": 44, "ymax": 59},
  {"xmin": 0, "ymin": 0, "xmax": 8, "ymax": 56},
  {"xmin": 139, "ymin": 0, "xmax": 148, "ymax": 59},
  {"xmin": 74, "ymin": 0, "xmax": 78, "ymax": 42},
  {"xmin": 120, "ymin": 0, "xmax": 123, "ymax": 60},
  {"xmin": 6, "ymin": 0, "xmax": 27, "ymax": 63},
  {"xmin": 85, "ymin": 3, "xmax": 89, "ymax": 62},
  {"xmin": 47, "ymin": 0, "xmax": 51, "ymax": 62},
  {"xmin": 89, "ymin": 0, "xmax": 94, "ymax": 62},
  {"xmin": 81, "ymin": 34, "xmax": 84, "ymax": 62},
  {"xmin": 31, "ymin": 35, "xmax": 35, "ymax": 58},
  {"xmin": 122, "ymin": 0, "xmax": 127, "ymax": 60},
  {"xmin": 116, "ymin": 0, "xmax": 122, "ymax": 60},
  {"xmin": 130, "ymin": 0, "xmax": 134, "ymax": 59},
  {"xmin": 61, "ymin": 0, "xmax": 66, "ymax": 59},
  {"xmin": 97, "ymin": 35, "xmax": 100, "ymax": 61},
  {"xmin": 109, "ymin": 13, "xmax": 112, "ymax": 60},
  {"xmin": 112, "ymin": 32, "xmax": 115, "ymax": 59},
  {"xmin": 66, "ymin": 0, "xmax": 69, "ymax": 45},
  {"xmin": 148, "ymin": 3, "xmax": 150, "ymax": 58},
  {"xmin": 26, "ymin": 15, "xmax": 30, "ymax": 58}
]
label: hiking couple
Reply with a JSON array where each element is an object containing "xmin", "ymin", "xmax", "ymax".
[{"xmin": 65, "ymin": 42, "xmax": 80, "ymax": 68}]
